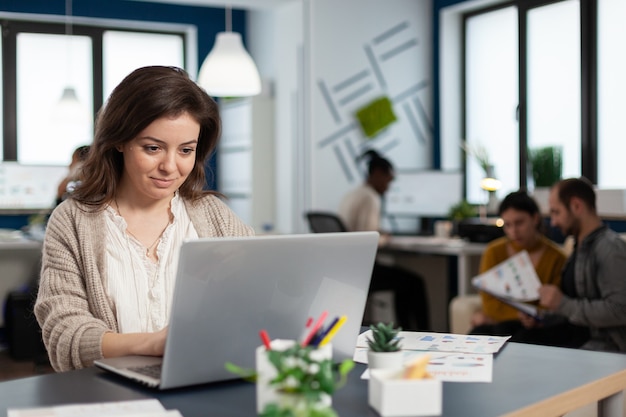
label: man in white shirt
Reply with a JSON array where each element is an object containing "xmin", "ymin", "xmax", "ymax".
[
  {"xmin": 339, "ymin": 150, "xmax": 394, "ymax": 234},
  {"xmin": 339, "ymin": 150, "xmax": 430, "ymax": 331}
]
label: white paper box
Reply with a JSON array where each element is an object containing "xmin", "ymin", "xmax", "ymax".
[{"xmin": 369, "ymin": 369, "xmax": 442, "ymax": 417}]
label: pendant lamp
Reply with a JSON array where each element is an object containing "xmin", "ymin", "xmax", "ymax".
[
  {"xmin": 55, "ymin": 87, "xmax": 85, "ymax": 123},
  {"xmin": 197, "ymin": 6, "xmax": 261, "ymax": 97},
  {"xmin": 58, "ymin": 0, "xmax": 82, "ymax": 114}
]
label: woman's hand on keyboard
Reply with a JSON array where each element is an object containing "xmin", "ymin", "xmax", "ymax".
[{"xmin": 102, "ymin": 326, "xmax": 169, "ymax": 358}]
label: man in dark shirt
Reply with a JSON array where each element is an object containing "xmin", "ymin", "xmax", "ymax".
[{"xmin": 515, "ymin": 178, "xmax": 626, "ymax": 352}]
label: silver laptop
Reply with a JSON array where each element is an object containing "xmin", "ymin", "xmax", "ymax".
[{"xmin": 95, "ymin": 231, "xmax": 378, "ymax": 389}]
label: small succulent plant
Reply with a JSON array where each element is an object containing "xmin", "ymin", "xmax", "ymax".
[{"xmin": 367, "ymin": 322, "xmax": 402, "ymax": 352}]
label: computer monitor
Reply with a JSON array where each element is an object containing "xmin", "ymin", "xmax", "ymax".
[
  {"xmin": 385, "ymin": 170, "xmax": 463, "ymax": 217},
  {"xmin": 0, "ymin": 162, "xmax": 67, "ymax": 211}
]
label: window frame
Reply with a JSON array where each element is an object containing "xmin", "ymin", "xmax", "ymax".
[
  {"xmin": 0, "ymin": 12, "xmax": 196, "ymax": 161},
  {"xmin": 461, "ymin": 0, "xmax": 598, "ymax": 191}
]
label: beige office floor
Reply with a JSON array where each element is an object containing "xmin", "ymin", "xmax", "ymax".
[{"xmin": 0, "ymin": 348, "xmax": 53, "ymax": 382}]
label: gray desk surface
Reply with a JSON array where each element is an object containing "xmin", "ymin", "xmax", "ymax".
[{"xmin": 2, "ymin": 342, "xmax": 626, "ymax": 417}]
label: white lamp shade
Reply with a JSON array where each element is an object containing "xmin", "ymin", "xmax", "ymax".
[
  {"xmin": 198, "ymin": 32, "xmax": 261, "ymax": 97},
  {"xmin": 54, "ymin": 86, "xmax": 89, "ymax": 125}
]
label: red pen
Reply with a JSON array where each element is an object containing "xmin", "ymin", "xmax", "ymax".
[
  {"xmin": 298, "ymin": 316, "xmax": 314, "ymax": 342},
  {"xmin": 301, "ymin": 311, "xmax": 328, "ymax": 347},
  {"xmin": 259, "ymin": 329, "xmax": 271, "ymax": 350}
]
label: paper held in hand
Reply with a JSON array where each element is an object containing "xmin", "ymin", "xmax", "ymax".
[{"xmin": 471, "ymin": 250, "xmax": 541, "ymax": 302}]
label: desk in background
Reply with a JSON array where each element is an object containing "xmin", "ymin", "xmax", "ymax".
[
  {"xmin": 0, "ymin": 238, "xmax": 43, "ymax": 327},
  {"xmin": 0, "ymin": 342, "xmax": 625, "ymax": 417},
  {"xmin": 379, "ymin": 236, "xmax": 486, "ymax": 332},
  {"xmin": 384, "ymin": 236, "xmax": 486, "ymax": 296}
]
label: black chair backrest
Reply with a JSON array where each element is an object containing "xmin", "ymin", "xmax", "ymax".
[{"xmin": 305, "ymin": 212, "xmax": 348, "ymax": 233}]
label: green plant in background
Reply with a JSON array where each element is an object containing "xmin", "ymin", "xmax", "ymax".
[
  {"xmin": 461, "ymin": 140, "xmax": 491, "ymax": 175},
  {"xmin": 355, "ymin": 96, "xmax": 397, "ymax": 138},
  {"xmin": 366, "ymin": 322, "xmax": 402, "ymax": 352},
  {"xmin": 28, "ymin": 213, "xmax": 47, "ymax": 226},
  {"xmin": 448, "ymin": 200, "xmax": 477, "ymax": 221},
  {"xmin": 529, "ymin": 146, "xmax": 562, "ymax": 187}
]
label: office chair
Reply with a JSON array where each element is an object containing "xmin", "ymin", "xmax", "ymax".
[{"xmin": 305, "ymin": 211, "xmax": 348, "ymax": 233}]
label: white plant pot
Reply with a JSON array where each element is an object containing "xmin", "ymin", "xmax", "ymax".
[
  {"xmin": 256, "ymin": 340, "xmax": 333, "ymax": 414},
  {"xmin": 367, "ymin": 350, "xmax": 404, "ymax": 370}
]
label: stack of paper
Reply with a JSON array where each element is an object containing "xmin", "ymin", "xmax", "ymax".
[
  {"xmin": 356, "ymin": 331, "xmax": 510, "ymax": 354},
  {"xmin": 8, "ymin": 399, "xmax": 181, "ymax": 417}
]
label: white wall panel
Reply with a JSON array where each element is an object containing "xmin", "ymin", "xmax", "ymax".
[{"xmin": 308, "ymin": 0, "xmax": 433, "ymax": 214}]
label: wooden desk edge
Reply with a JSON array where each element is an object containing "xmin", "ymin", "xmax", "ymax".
[{"xmin": 501, "ymin": 368, "xmax": 626, "ymax": 417}]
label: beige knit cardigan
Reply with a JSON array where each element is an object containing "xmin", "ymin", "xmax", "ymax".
[{"xmin": 34, "ymin": 195, "xmax": 254, "ymax": 372}]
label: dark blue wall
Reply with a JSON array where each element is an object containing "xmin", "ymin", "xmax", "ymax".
[
  {"xmin": 0, "ymin": 214, "xmax": 34, "ymax": 229},
  {"xmin": 432, "ymin": 0, "xmax": 467, "ymax": 169}
]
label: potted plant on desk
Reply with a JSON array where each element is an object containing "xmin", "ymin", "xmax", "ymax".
[
  {"xmin": 258, "ymin": 342, "xmax": 354, "ymax": 417},
  {"xmin": 227, "ymin": 338, "xmax": 354, "ymax": 417},
  {"xmin": 366, "ymin": 322, "xmax": 404, "ymax": 370}
]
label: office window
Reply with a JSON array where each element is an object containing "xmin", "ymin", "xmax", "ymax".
[
  {"xmin": 0, "ymin": 26, "xmax": 3, "ymax": 161},
  {"xmin": 17, "ymin": 33, "xmax": 93, "ymax": 164},
  {"xmin": 527, "ymin": 0, "xmax": 581, "ymax": 182},
  {"xmin": 597, "ymin": 0, "xmax": 626, "ymax": 188},
  {"xmin": 465, "ymin": 6, "xmax": 518, "ymax": 204},
  {"xmin": 461, "ymin": 0, "xmax": 601, "ymax": 197},
  {"xmin": 103, "ymin": 31, "xmax": 184, "ymax": 99}
]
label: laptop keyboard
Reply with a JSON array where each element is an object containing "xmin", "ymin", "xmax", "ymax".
[{"xmin": 128, "ymin": 363, "xmax": 162, "ymax": 379}]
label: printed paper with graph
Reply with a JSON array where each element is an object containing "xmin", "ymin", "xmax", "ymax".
[{"xmin": 471, "ymin": 250, "xmax": 541, "ymax": 302}]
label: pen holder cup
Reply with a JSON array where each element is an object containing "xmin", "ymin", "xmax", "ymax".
[
  {"xmin": 434, "ymin": 220, "xmax": 453, "ymax": 238},
  {"xmin": 369, "ymin": 369, "xmax": 442, "ymax": 417},
  {"xmin": 256, "ymin": 339, "xmax": 333, "ymax": 414}
]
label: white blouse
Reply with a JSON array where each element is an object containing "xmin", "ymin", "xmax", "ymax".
[{"xmin": 104, "ymin": 193, "xmax": 198, "ymax": 333}]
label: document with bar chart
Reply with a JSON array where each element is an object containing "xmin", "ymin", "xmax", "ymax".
[{"xmin": 356, "ymin": 331, "xmax": 510, "ymax": 354}]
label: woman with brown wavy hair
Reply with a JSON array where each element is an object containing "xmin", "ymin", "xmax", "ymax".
[{"xmin": 35, "ymin": 66, "xmax": 253, "ymax": 372}]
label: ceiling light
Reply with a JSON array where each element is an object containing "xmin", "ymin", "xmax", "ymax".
[{"xmin": 197, "ymin": 6, "xmax": 261, "ymax": 97}]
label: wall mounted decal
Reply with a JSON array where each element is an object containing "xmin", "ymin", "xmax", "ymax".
[{"xmin": 355, "ymin": 96, "xmax": 398, "ymax": 139}]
